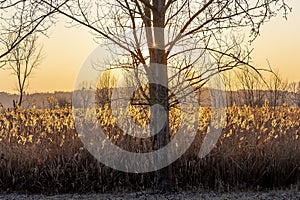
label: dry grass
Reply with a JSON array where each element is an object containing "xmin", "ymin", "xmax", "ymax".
[{"xmin": 0, "ymin": 104, "xmax": 299, "ymax": 193}]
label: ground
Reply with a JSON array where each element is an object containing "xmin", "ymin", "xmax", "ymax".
[{"xmin": 1, "ymin": 190, "xmax": 300, "ymax": 200}]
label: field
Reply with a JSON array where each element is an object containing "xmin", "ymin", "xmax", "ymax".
[{"xmin": 0, "ymin": 104, "xmax": 299, "ymax": 194}]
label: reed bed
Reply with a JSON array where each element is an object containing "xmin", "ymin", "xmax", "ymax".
[{"xmin": 0, "ymin": 104, "xmax": 299, "ymax": 193}]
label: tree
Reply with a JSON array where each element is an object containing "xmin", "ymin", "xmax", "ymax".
[
  {"xmin": 0, "ymin": 0, "xmax": 62, "ymax": 63},
  {"xmin": 21, "ymin": 0, "xmax": 289, "ymax": 191},
  {"xmin": 288, "ymin": 81, "xmax": 300, "ymax": 107},
  {"xmin": 267, "ymin": 69, "xmax": 288, "ymax": 107},
  {"xmin": 222, "ymin": 70, "xmax": 236, "ymax": 106},
  {"xmin": 235, "ymin": 66, "xmax": 267, "ymax": 107},
  {"xmin": 0, "ymin": 0, "xmax": 291, "ymax": 191},
  {"xmin": 72, "ymin": 81, "xmax": 94, "ymax": 109},
  {"xmin": 96, "ymin": 70, "xmax": 117, "ymax": 107},
  {"xmin": 5, "ymin": 34, "xmax": 43, "ymax": 107}
]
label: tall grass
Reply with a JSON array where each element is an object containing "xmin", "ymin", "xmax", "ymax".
[{"xmin": 0, "ymin": 104, "xmax": 299, "ymax": 193}]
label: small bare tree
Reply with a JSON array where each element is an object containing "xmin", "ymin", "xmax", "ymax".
[
  {"xmin": 72, "ymin": 81, "xmax": 94, "ymax": 109},
  {"xmin": 235, "ymin": 67, "xmax": 267, "ymax": 107},
  {"xmin": 267, "ymin": 70, "xmax": 288, "ymax": 107},
  {"xmin": 5, "ymin": 34, "xmax": 43, "ymax": 107},
  {"xmin": 222, "ymin": 70, "xmax": 236, "ymax": 106},
  {"xmin": 96, "ymin": 70, "xmax": 117, "ymax": 107},
  {"xmin": 288, "ymin": 81, "xmax": 300, "ymax": 107}
]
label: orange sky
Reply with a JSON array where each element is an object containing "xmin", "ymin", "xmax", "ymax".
[{"xmin": 0, "ymin": 1, "xmax": 299, "ymax": 94}]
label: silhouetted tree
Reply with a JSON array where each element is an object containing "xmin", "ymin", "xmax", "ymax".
[
  {"xmin": 267, "ymin": 70, "xmax": 288, "ymax": 107},
  {"xmin": 96, "ymin": 70, "xmax": 117, "ymax": 107},
  {"xmin": 42, "ymin": 0, "xmax": 291, "ymax": 191},
  {"xmin": 1, "ymin": 0, "xmax": 290, "ymax": 191},
  {"xmin": 5, "ymin": 34, "xmax": 43, "ymax": 107},
  {"xmin": 288, "ymin": 81, "xmax": 300, "ymax": 107},
  {"xmin": 236, "ymin": 67, "xmax": 266, "ymax": 107}
]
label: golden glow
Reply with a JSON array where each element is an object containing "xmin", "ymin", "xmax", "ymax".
[
  {"xmin": 0, "ymin": 18, "xmax": 98, "ymax": 93},
  {"xmin": 1, "ymin": 2, "xmax": 300, "ymax": 94},
  {"xmin": 251, "ymin": 0, "xmax": 300, "ymax": 83}
]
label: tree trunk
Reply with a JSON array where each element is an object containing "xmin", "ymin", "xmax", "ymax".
[
  {"xmin": 18, "ymin": 91, "xmax": 23, "ymax": 107},
  {"xmin": 148, "ymin": 0, "xmax": 173, "ymax": 192}
]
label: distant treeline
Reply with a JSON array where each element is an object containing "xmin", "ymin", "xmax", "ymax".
[{"xmin": 0, "ymin": 87, "xmax": 299, "ymax": 109}]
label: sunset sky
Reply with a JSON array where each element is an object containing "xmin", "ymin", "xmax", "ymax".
[{"xmin": 0, "ymin": 1, "xmax": 299, "ymax": 94}]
